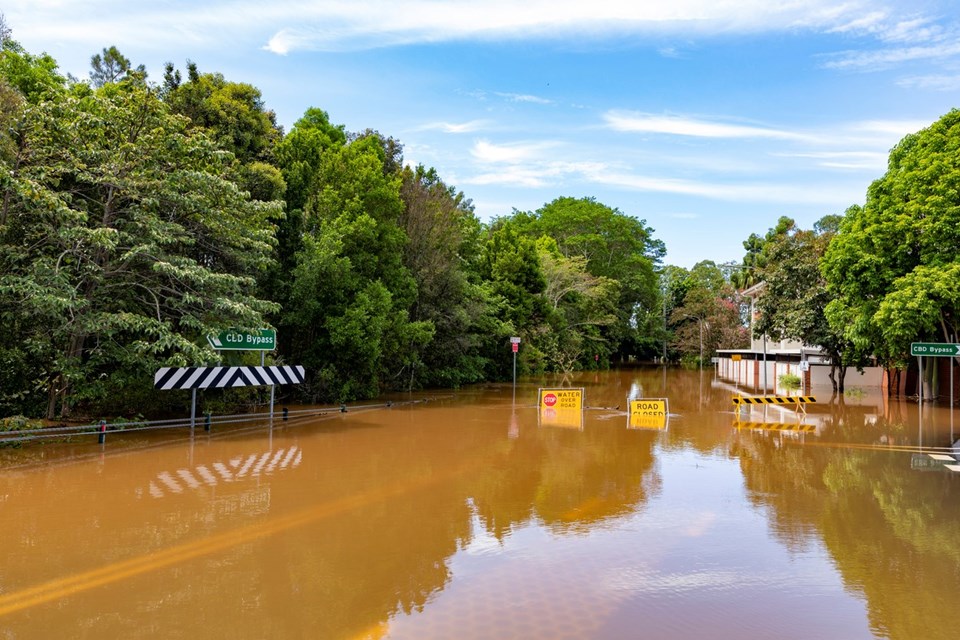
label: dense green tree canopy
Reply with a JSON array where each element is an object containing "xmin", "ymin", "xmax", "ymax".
[
  {"xmin": 0, "ymin": 83, "xmax": 280, "ymax": 417},
  {"xmin": 823, "ymin": 109, "xmax": 960, "ymax": 369}
]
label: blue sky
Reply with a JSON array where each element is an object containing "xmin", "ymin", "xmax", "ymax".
[{"xmin": 5, "ymin": 1, "xmax": 960, "ymax": 267}]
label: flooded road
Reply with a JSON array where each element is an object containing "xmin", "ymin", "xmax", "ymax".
[{"xmin": 2, "ymin": 368, "xmax": 959, "ymax": 639}]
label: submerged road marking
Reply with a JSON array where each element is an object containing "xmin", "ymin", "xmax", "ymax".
[{"xmin": 0, "ymin": 460, "xmax": 475, "ymax": 617}]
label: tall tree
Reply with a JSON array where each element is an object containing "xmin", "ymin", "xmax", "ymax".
[
  {"xmin": 669, "ymin": 261, "xmax": 747, "ymax": 366},
  {"xmin": 519, "ymin": 197, "xmax": 664, "ymax": 362},
  {"xmin": 753, "ymin": 217, "xmax": 861, "ymax": 391},
  {"xmin": 479, "ymin": 219, "xmax": 549, "ymax": 376},
  {"xmin": 823, "ymin": 110, "xmax": 960, "ymax": 393},
  {"xmin": 163, "ymin": 62, "xmax": 281, "ymax": 164},
  {"xmin": 537, "ymin": 237, "xmax": 619, "ymax": 372},
  {"xmin": 89, "ymin": 46, "xmax": 145, "ymax": 87},
  {"xmin": 283, "ymin": 133, "xmax": 430, "ymax": 401},
  {"xmin": 0, "ymin": 85, "xmax": 280, "ymax": 418},
  {"xmin": 399, "ymin": 164, "xmax": 498, "ymax": 388}
]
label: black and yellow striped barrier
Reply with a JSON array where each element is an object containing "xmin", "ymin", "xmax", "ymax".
[
  {"xmin": 732, "ymin": 395, "xmax": 816, "ymax": 405},
  {"xmin": 734, "ymin": 421, "xmax": 816, "ymax": 432}
]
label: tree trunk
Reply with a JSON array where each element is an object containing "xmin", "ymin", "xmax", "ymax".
[
  {"xmin": 45, "ymin": 373, "xmax": 60, "ymax": 421},
  {"xmin": 59, "ymin": 331, "xmax": 87, "ymax": 419}
]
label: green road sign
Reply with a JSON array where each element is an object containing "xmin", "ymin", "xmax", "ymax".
[
  {"xmin": 207, "ymin": 329, "xmax": 276, "ymax": 351},
  {"xmin": 910, "ymin": 342, "xmax": 960, "ymax": 357}
]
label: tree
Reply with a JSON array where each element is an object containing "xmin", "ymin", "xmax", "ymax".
[
  {"xmin": 0, "ymin": 85, "xmax": 280, "ymax": 418},
  {"xmin": 399, "ymin": 164, "xmax": 498, "ymax": 387},
  {"xmin": 823, "ymin": 110, "xmax": 960, "ymax": 394},
  {"xmin": 0, "ymin": 13, "xmax": 11, "ymax": 43},
  {"xmin": 517, "ymin": 197, "xmax": 664, "ymax": 362},
  {"xmin": 753, "ymin": 217, "xmax": 861, "ymax": 391},
  {"xmin": 537, "ymin": 237, "xmax": 619, "ymax": 372},
  {"xmin": 669, "ymin": 261, "xmax": 747, "ymax": 366},
  {"xmin": 89, "ymin": 46, "xmax": 145, "ymax": 87},
  {"xmin": 163, "ymin": 62, "xmax": 281, "ymax": 163},
  {"xmin": 0, "ymin": 37, "xmax": 66, "ymax": 103},
  {"xmin": 478, "ymin": 219, "xmax": 549, "ymax": 376},
  {"xmin": 282, "ymin": 133, "xmax": 430, "ymax": 401}
]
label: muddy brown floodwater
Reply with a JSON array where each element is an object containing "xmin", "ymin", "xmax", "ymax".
[{"xmin": 2, "ymin": 367, "xmax": 959, "ymax": 639}]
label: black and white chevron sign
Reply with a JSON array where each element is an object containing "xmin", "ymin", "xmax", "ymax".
[{"xmin": 154, "ymin": 365, "xmax": 305, "ymax": 390}]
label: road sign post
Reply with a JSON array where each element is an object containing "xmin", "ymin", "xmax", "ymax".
[
  {"xmin": 910, "ymin": 342, "xmax": 960, "ymax": 409},
  {"xmin": 510, "ymin": 337, "xmax": 521, "ymax": 404}
]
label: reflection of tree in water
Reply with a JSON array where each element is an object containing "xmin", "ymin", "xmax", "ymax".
[
  {"xmin": 469, "ymin": 424, "xmax": 660, "ymax": 537},
  {"xmin": 732, "ymin": 430, "xmax": 960, "ymax": 640}
]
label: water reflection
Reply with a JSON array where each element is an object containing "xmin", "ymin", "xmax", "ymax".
[{"xmin": 0, "ymin": 368, "xmax": 958, "ymax": 639}]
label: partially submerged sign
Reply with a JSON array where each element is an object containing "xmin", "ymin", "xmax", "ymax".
[
  {"xmin": 538, "ymin": 388, "xmax": 585, "ymax": 429},
  {"xmin": 538, "ymin": 388, "xmax": 584, "ymax": 412},
  {"xmin": 628, "ymin": 398, "xmax": 669, "ymax": 430}
]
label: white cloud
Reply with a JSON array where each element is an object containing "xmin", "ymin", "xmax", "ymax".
[
  {"xmin": 243, "ymin": 0, "xmax": 887, "ymax": 53},
  {"xmin": 470, "ymin": 139, "xmax": 560, "ymax": 163},
  {"xmin": 494, "ymin": 92, "xmax": 553, "ymax": 105},
  {"xmin": 823, "ymin": 40, "xmax": 960, "ymax": 69},
  {"xmin": 773, "ymin": 150, "xmax": 888, "ymax": 171},
  {"xmin": 603, "ymin": 111, "xmax": 808, "ymax": 141},
  {"xmin": 897, "ymin": 74, "xmax": 960, "ymax": 91},
  {"xmin": 592, "ymin": 170, "xmax": 863, "ymax": 205},
  {"xmin": 417, "ymin": 120, "xmax": 492, "ymax": 133}
]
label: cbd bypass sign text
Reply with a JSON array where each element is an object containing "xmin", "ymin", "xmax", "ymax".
[{"xmin": 208, "ymin": 329, "xmax": 276, "ymax": 351}]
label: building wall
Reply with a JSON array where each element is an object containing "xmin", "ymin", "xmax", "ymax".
[{"xmin": 717, "ymin": 356, "xmax": 883, "ymax": 393}]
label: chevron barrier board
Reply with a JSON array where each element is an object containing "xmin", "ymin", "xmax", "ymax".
[
  {"xmin": 155, "ymin": 365, "xmax": 305, "ymax": 390},
  {"xmin": 734, "ymin": 421, "xmax": 816, "ymax": 432},
  {"xmin": 732, "ymin": 395, "xmax": 816, "ymax": 405}
]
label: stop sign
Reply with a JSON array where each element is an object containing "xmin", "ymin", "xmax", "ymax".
[{"xmin": 543, "ymin": 393, "xmax": 558, "ymax": 407}]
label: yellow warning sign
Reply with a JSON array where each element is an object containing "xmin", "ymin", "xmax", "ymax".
[
  {"xmin": 539, "ymin": 408, "xmax": 585, "ymax": 429},
  {"xmin": 629, "ymin": 413, "xmax": 669, "ymax": 430},
  {"xmin": 629, "ymin": 398, "xmax": 668, "ymax": 417},
  {"xmin": 538, "ymin": 388, "xmax": 584, "ymax": 412}
]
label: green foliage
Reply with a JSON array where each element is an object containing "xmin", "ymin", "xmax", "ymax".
[
  {"xmin": 668, "ymin": 261, "xmax": 748, "ymax": 363},
  {"xmin": 163, "ymin": 62, "xmax": 282, "ymax": 164},
  {"xmin": 823, "ymin": 109, "xmax": 960, "ymax": 371},
  {"xmin": 0, "ymin": 84, "xmax": 279, "ymax": 418},
  {"xmin": 522, "ymin": 197, "xmax": 663, "ymax": 360},
  {"xmin": 0, "ymin": 38, "xmax": 66, "ymax": 103},
  {"xmin": 778, "ymin": 373, "xmax": 801, "ymax": 391},
  {"xmin": 281, "ymin": 133, "xmax": 429, "ymax": 401},
  {"xmin": 89, "ymin": 46, "xmax": 145, "ymax": 88}
]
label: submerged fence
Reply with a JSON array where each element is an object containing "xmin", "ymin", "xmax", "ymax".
[{"xmin": 0, "ymin": 398, "xmax": 431, "ymax": 447}]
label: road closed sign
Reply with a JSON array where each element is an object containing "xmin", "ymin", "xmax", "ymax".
[
  {"xmin": 628, "ymin": 398, "xmax": 669, "ymax": 430},
  {"xmin": 629, "ymin": 398, "xmax": 668, "ymax": 417}
]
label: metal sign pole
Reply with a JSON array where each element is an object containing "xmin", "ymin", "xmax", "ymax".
[
  {"xmin": 191, "ymin": 388, "xmax": 197, "ymax": 429},
  {"xmin": 512, "ymin": 350, "xmax": 517, "ymax": 405},
  {"xmin": 510, "ymin": 337, "xmax": 520, "ymax": 405}
]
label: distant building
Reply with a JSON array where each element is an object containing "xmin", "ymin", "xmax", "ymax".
[{"xmin": 715, "ymin": 282, "xmax": 883, "ymax": 393}]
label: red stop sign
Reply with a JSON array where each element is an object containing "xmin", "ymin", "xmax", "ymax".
[
  {"xmin": 512, "ymin": 343, "xmax": 518, "ymax": 353},
  {"xmin": 543, "ymin": 393, "xmax": 558, "ymax": 407}
]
